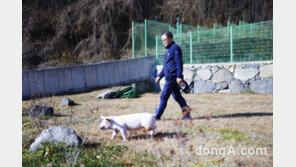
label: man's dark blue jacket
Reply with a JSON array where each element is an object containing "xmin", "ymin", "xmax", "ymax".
[{"xmin": 157, "ymin": 41, "xmax": 183, "ymax": 81}]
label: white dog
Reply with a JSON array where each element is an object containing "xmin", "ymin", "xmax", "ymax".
[{"xmin": 98, "ymin": 113, "xmax": 157, "ymax": 141}]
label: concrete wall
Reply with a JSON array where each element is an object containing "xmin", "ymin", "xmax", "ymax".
[{"xmin": 22, "ymin": 56, "xmax": 156, "ymax": 99}]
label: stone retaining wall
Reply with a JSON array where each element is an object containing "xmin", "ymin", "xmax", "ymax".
[
  {"xmin": 157, "ymin": 61, "xmax": 273, "ymax": 94},
  {"xmin": 23, "ymin": 57, "xmax": 273, "ymax": 99}
]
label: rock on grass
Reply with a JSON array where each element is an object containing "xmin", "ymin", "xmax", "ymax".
[
  {"xmin": 30, "ymin": 126, "xmax": 82, "ymax": 152},
  {"xmin": 30, "ymin": 105, "xmax": 54, "ymax": 118}
]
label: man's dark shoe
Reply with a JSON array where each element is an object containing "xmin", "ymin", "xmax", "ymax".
[
  {"xmin": 182, "ymin": 106, "xmax": 192, "ymax": 120},
  {"xmin": 182, "ymin": 115, "xmax": 192, "ymax": 120}
]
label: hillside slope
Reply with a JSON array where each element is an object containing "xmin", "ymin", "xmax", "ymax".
[{"xmin": 22, "ymin": 0, "xmax": 273, "ymax": 70}]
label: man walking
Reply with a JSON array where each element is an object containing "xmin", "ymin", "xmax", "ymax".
[{"xmin": 154, "ymin": 31, "xmax": 192, "ymax": 120}]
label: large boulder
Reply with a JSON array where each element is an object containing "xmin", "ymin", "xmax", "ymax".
[
  {"xmin": 215, "ymin": 82, "xmax": 228, "ymax": 91},
  {"xmin": 259, "ymin": 64, "xmax": 273, "ymax": 79},
  {"xmin": 229, "ymin": 80, "xmax": 246, "ymax": 93},
  {"xmin": 244, "ymin": 64, "xmax": 260, "ymax": 69},
  {"xmin": 250, "ymin": 78, "xmax": 273, "ymax": 94},
  {"xmin": 132, "ymin": 79, "xmax": 158, "ymax": 94},
  {"xmin": 228, "ymin": 65, "xmax": 236, "ymax": 73},
  {"xmin": 30, "ymin": 126, "xmax": 82, "ymax": 152},
  {"xmin": 218, "ymin": 89, "xmax": 231, "ymax": 93},
  {"xmin": 97, "ymin": 90, "xmax": 118, "ymax": 99},
  {"xmin": 237, "ymin": 64, "xmax": 260, "ymax": 69},
  {"xmin": 196, "ymin": 69, "xmax": 212, "ymax": 81},
  {"xmin": 211, "ymin": 66, "xmax": 219, "ymax": 74},
  {"xmin": 183, "ymin": 70, "xmax": 195, "ymax": 85},
  {"xmin": 193, "ymin": 80, "xmax": 216, "ymax": 93},
  {"xmin": 61, "ymin": 98, "xmax": 75, "ymax": 106},
  {"xmin": 212, "ymin": 69, "xmax": 233, "ymax": 83},
  {"xmin": 184, "ymin": 65, "xmax": 198, "ymax": 72},
  {"xmin": 30, "ymin": 105, "xmax": 54, "ymax": 118},
  {"xmin": 234, "ymin": 67, "xmax": 259, "ymax": 81}
]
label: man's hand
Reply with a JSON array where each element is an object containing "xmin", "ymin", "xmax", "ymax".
[
  {"xmin": 155, "ymin": 77, "xmax": 161, "ymax": 84},
  {"xmin": 177, "ymin": 78, "xmax": 183, "ymax": 85}
]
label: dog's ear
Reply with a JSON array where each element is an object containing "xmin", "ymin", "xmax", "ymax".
[{"xmin": 106, "ymin": 118, "xmax": 112, "ymax": 122}]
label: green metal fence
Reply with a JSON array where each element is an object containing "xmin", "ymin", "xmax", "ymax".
[
  {"xmin": 155, "ymin": 20, "xmax": 273, "ymax": 65},
  {"xmin": 132, "ymin": 19, "xmax": 273, "ymax": 65},
  {"xmin": 132, "ymin": 22, "xmax": 145, "ymax": 59},
  {"xmin": 132, "ymin": 19, "xmax": 177, "ymax": 58},
  {"xmin": 132, "ymin": 19, "xmax": 198, "ymax": 58}
]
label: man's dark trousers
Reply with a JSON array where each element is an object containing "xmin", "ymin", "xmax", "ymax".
[{"xmin": 154, "ymin": 79, "xmax": 188, "ymax": 120}]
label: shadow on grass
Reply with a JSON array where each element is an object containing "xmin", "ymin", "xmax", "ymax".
[
  {"xmin": 130, "ymin": 131, "xmax": 185, "ymax": 140},
  {"xmin": 195, "ymin": 112, "xmax": 273, "ymax": 120},
  {"xmin": 69, "ymin": 103, "xmax": 81, "ymax": 106},
  {"xmin": 53, "ymin": 113, "xmax": 70, "ymax": 117},
  {"xmin": 83, "ymin": 142, "xmax": 102, "ymax": 148},
  {"xmin": 22, "ymin": 113, "xmax": 69, "ymax": 118}
]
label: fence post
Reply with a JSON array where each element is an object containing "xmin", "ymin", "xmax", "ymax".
[
  {"xmin": 132, "ymin": 21, "xmax": 135, "ymax": 59},
  {"xmin": 169, "ymin": 25, "xmax": 172, "ymax": 32},
  {"xmin": 239, "ymin": 20, "xmax": 241, "ymax": 39},
  {"xmin": 197, "ymin": 25, "xmax": 200, "ymax": 43},
  {"xmin": 250, "ymin": 23, "xmax": 253, "ymax": 38},
  {"xmin": 180, "ymin": 23, "xmax": 182, "ymax": 44},
  {"xmin": 230, "ymin": 26, "xmax": 233, "ymax": 63},
  {"xmin": 190, "ymin": 32, "xmax": 193, "ymax": 64},
  {"xmin": 260, "ymin": 23, "xmax": 263, "ymax": 39},
  {"xmin": 176, "ymin": 20, "xmax": 179, "ymax": 35},
  {"xmin": 155, "ymin": 35, "xmax": 158, "ymax": 65},
  {"xmin": 180, "ymin": 23, "xmax": 182, "ymax": 34},
  {"xmin": 145, "ymin": 19, "xmax": 147, "ymax": 57},
  {"xmin": 213, "ymin": 23, "xmax": 216, "ymax": 42}
]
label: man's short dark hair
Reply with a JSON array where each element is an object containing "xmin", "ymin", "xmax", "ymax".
[{"xmin": 162, "ymin": 31, "xmax": 173, "ymax": 39}]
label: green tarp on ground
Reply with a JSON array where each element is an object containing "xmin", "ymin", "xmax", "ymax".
[{"xmin": 112, "ymin": 86, "xmax": 137, "ymax": 98}]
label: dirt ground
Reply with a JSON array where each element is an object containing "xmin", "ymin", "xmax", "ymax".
[{"xmin": 22, "ymin": 86, "xmax": 273, "ymax": 166}]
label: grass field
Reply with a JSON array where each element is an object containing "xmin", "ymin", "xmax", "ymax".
[{"xmin": 22, "ymin": 86, "xmax": 273, "ymax": 166}]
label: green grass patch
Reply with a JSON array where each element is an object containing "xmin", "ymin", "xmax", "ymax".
[
  {"xmin": 22, "ymin": 142, "xmax": 160, "ymax": 167},
  {"xmin": 23, "ymin": 142, "xmax": 70, "ymax": 167},
  {"xmin": 55, "ymin": 106, "xmax": 76, "ymax": 112},
  {"xmin": 244, "ymin": 90, "xmax": 258, "ymax": 94},
  {"xmin": 79, "ymin": 145, "xmax": 128, "ymax": 166},
  {"xmin": 22, "ymin": 115, "xmax": 53, "ymax": 133},
  {"xmin": 180, "ymin": 126, "xmax": 251, "ymax": 144},
  {"xmin": 211, "ymin": 128, "xmax": 251, "ymax": 144},
  {"xmin": 22, "ymin": 116, "xmax": 33, "ymax": 130},
  {"xmin": 130, "ymin": 150, "xmax": 159, "ymax": 166},
  {"xmin": 22, "ymin": 117, "xmax": 41, "ymax": 136},
  {"xmin": 23, "ymin": 143, "xmax": 129, "ymax": 167},
  {"xmin": 43, "ymin": 115, "xmax": 54, "ymax": 120},
  {"xmin": 54, "ymin": 107, "xmax": 61, "ymax": 112}
]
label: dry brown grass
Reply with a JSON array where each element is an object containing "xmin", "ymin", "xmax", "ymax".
[{"xmin": 22, "ymin": 86, "xmax": 273, "ymax": 166}]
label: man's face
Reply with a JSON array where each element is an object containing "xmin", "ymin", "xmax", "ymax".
[{"xmin": 161, "ymin": 34, "xmax": 173, "ymax": 47}]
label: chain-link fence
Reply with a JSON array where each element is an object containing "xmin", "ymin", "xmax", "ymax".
[
  {"xmin": 132, "ymin": 19, "xmax": 195, "ymax": 58},
  {"xmin": 155, "ymin": 20, "xmax": 273, "ymax": 65},
  {"xmin": 132, "ymin": 19, "xmax": 273, "ymax": 65},
  {"xmin": 132, "ymin": 22, "xmax": 145, "ymax": 58},
  {"xmin": 132, "ymin": 19, "xmax": 177, "ymax": 58}
]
